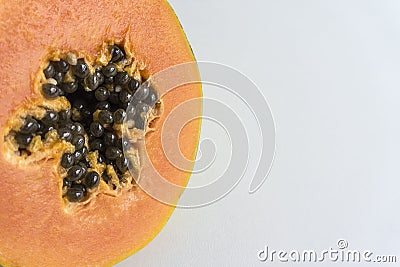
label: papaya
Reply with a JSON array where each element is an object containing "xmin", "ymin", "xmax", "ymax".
[{"xmin": 0, "ymin": 0, "xmax": 202, "ymax": 266}]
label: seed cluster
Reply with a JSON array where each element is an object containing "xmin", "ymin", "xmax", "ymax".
[{"xmin": 12, "ymin": 45, "xmax": 158, "ymax": 203}]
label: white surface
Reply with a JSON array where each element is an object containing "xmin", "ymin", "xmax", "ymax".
[{"xmin": 118, "ymin": 1, "xmax": 400, "ymax": 266}]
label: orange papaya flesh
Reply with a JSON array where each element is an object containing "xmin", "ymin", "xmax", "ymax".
[{"xmin": 0, "ymin": 0, "xmax": 202, "ymax": 266}]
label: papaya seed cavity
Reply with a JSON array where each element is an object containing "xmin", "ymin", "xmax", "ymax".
[{"xmin": 3, "ymin": 42, "xmax": 161, "ymax": 207}]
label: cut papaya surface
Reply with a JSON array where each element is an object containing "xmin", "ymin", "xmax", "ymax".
[{"xmin": 0, "ymin": 0, "xmax": 202, "ymax": 266}]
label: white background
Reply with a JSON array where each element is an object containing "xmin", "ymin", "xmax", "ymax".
[{"xmin": 118, "ymin": 1, "xmax": 400, "ymax": 266}]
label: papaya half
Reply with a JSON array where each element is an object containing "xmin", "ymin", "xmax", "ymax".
[{"xmin": 0, "ymin": 0, "xmax": 202, "ymax": 266}]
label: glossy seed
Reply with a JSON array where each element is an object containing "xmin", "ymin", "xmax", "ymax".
[
  {"xmin": 103, "ymin": 132, "xmax": 117, "ymax": 147},
  {"xmin": 95, "ymin": 101, "xmax": 111, "ymax": 110},
  {"xmin": 98, "ymin": 110, "xmax": 113, "ymax": 125},
  {"xmin": 36, "ymin": 122, "xmax": 44, "ymax": 135},
  {"xmin": 53, "ymin": 72, "xmax": 64, "ymax": 84},
  {"xmin": 110, "ymin": 45, "xmax": 125, "ymax": 62},
  {"xmin": 105, "ymin": 146, "xmax": 121, "ymax": 160},
  {"xmin": 63, "ymin": 178, "xmax": 72, "ymax": 188},
  {"xmin": 89, "ymin": 122, "xmax": 104, "ymax": 137},
  {"xmin": 128, "ymin": 79, "xmax": 140, "ymax": 92},
  {"xmin": 72, "ymin": 122, "xmax": 84, "ymax": 135},
  {"xmin": 66, "ymin": 52, "xmax": 78, "ymax": 66},
  {"xmin": 66, "ymin": 165, "xmax": 85, "ymax": 181},
  {"xmin": 64, "ymin": 122, "xmax": 76, "ymax": 132},
  {"xmin": 66, "ymin": 184, "xmax": 86, "ymax": 202},
  {"xmin": 89, "ymin": 138, "xmax": 105, "ymax": 152},
  {"xmin": 15, "ymin": 133, "xmax": 33, "ymax": 149},
  {"xmin": 98, "ymin": 154, "xmax": 106, "ymax": 164},
  {"xmin": 116, "ymin": 156, "xmax": 129, "ymax": 172},
  {"xmin": 113, "ymin": 109, "xmax": 126, "ymax": 124},
  {"xmin": 119, "ymin": 89, "xmax": 132, "ymax": 103},
  {"xmin": 102, "ymin": 63, "xmax": 117, "ymax": 77},
  {"xmin": 85, "ymin": 171, "xmax": 100, "ymax": 189},
  {"xmin": 43, "ymin": 63, "xmax": 55, "ymax": 79},
  {"xmin": 115, "ymin": 71, "xmax": 130, "ymax": 86},
  {"xmin": 54, "ymin": 60, "xmax": 69, "ymax": 73},
  {"xmin": 20, "ymin": 117, "xmax": 39, "ymax": 134},
  {"xmin": 79, "ymin": 162, "xmax": 88, "ymax": 176},
  {"xmin": 42, "ymin": 84, "xmax": 59, "ymax": 99},
  {"xmin": 61, "ymin": 152, "xmax": 75, "ymax": 168},
  {"xmin": 94, "ymin": 70, "xmax": 105, "ymax": 85},
  {"xmin": 81, "ymin": 146, "xmax": 88, "ymax": 157},
  {"xmin": 73, "ymin": 59, "xmax": 89, "ymax": 78},
  {"xmin": 95, "ymin": 87, "xmax": 110, "ymax": 101},
  {"xmin": 72, "ymin": 134, "xmax": 85, "ymax": 150},
  {"xmin": 84, "ymin": 74, "xmax": 99, "ymax": 91},
  {"xmin": 61, "ymin": 81, "xmax": 78, "ymax": 93},
  {"xmin": 58, "ymin": 127, "xmax": 73, "ymax": 142},
  {"xmin": 73, "ymin": 149, "xmax": 84, "ymax": 163},
  {"xmin": 104, "ymin": 76, "xmax": 114, "ymax": 85},
  {"xmin": 42, "ymin": 110, "xmax": 59, "ymax": 125}
]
